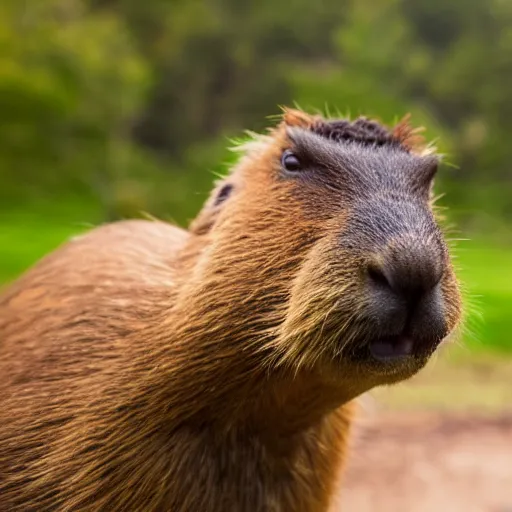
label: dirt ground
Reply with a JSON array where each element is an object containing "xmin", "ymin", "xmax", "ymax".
[
  {"xmin": 335, "ymin": 352, "xmax": 512, "ymax": 512},
  {"xmin": 338, "ymin": 412, "xmax": 512, "ymax": 512}
]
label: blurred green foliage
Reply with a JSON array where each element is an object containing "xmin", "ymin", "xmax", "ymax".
[{"xmin": 1, "ymin": 0, "xmax": 511, "ymax": 351}]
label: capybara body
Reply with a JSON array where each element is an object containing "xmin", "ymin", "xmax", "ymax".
[{"xmin": 0, "ymin": 109, "xmax": 462, "ymax": 511}]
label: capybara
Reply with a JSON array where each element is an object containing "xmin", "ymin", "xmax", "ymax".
[{"xmin": 0, "ymin": 108, "xmax": 462, "ymax": 511}]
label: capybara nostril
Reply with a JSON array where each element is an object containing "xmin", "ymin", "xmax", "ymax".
[{"xmin": 369, "ymin": 240, "xmax": 444, "ymax": 307}]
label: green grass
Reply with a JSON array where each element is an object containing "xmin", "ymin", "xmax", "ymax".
[
  {"xmin": 1, "ymin": 205, "xmax": 511, "ymax": 354},
  {"xmin": 454, "ymin": 243, "xmax": 512, "ymax": 353},
  {"xmin": 0, "ymin": 200, "xmax": 100, "ymax": 284}
]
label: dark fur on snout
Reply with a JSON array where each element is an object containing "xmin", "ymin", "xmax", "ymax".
[{"xmin": 0, "ymin": 108, "xmax": 462, "ymax": 511}]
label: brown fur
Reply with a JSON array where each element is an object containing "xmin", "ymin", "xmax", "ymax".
[{"xmin": 0, "ymin": 109, "xmax": 461, "ymax": 511}]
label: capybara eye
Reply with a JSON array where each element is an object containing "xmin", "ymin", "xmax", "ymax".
[{"xmin": 281, "ymin": 150, "xmax": 302, "ymax": 172}]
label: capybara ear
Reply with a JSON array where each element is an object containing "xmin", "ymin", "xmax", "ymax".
[
  {"xmin": 392, "ymin": 114, "xmax": 429, "ymax": 155},
  {"xmin": 189, "ymin": 180, "xmax": 235, "ymax": 235},
  {"xmin": 281, "ymin": 107, "xmax": 316, "ymax": 129}
]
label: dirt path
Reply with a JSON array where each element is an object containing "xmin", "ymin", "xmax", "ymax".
[
  {"xmin": 337, "ymin": 411, "xmax": 512, "ymax": 511},
  {"xmin": 333, "ymin": 353, "xmax": 512, "ymax": 511}
]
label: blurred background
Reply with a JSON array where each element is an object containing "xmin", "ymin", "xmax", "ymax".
[{"xmin": 1, "ymin": 0, "xmax": 511, "ymax": 508}]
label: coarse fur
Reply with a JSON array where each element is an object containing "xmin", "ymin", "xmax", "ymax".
[{"xmin": 0, "ymin": 108, "xmax": 462, "ymax": 511}]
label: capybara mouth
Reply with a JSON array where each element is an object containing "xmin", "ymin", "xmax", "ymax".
[
  {"xmin": 368, "ymin": 335, "xmax": 415, "ymax": 362},
  {"xmin": 348, "ymin": 334, "xmax": 443, "ymax": 365}
]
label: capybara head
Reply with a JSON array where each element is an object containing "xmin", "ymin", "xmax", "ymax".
[{"xmin": 189, "ymin": 108, "xmax": 462, "ymax": 396}]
